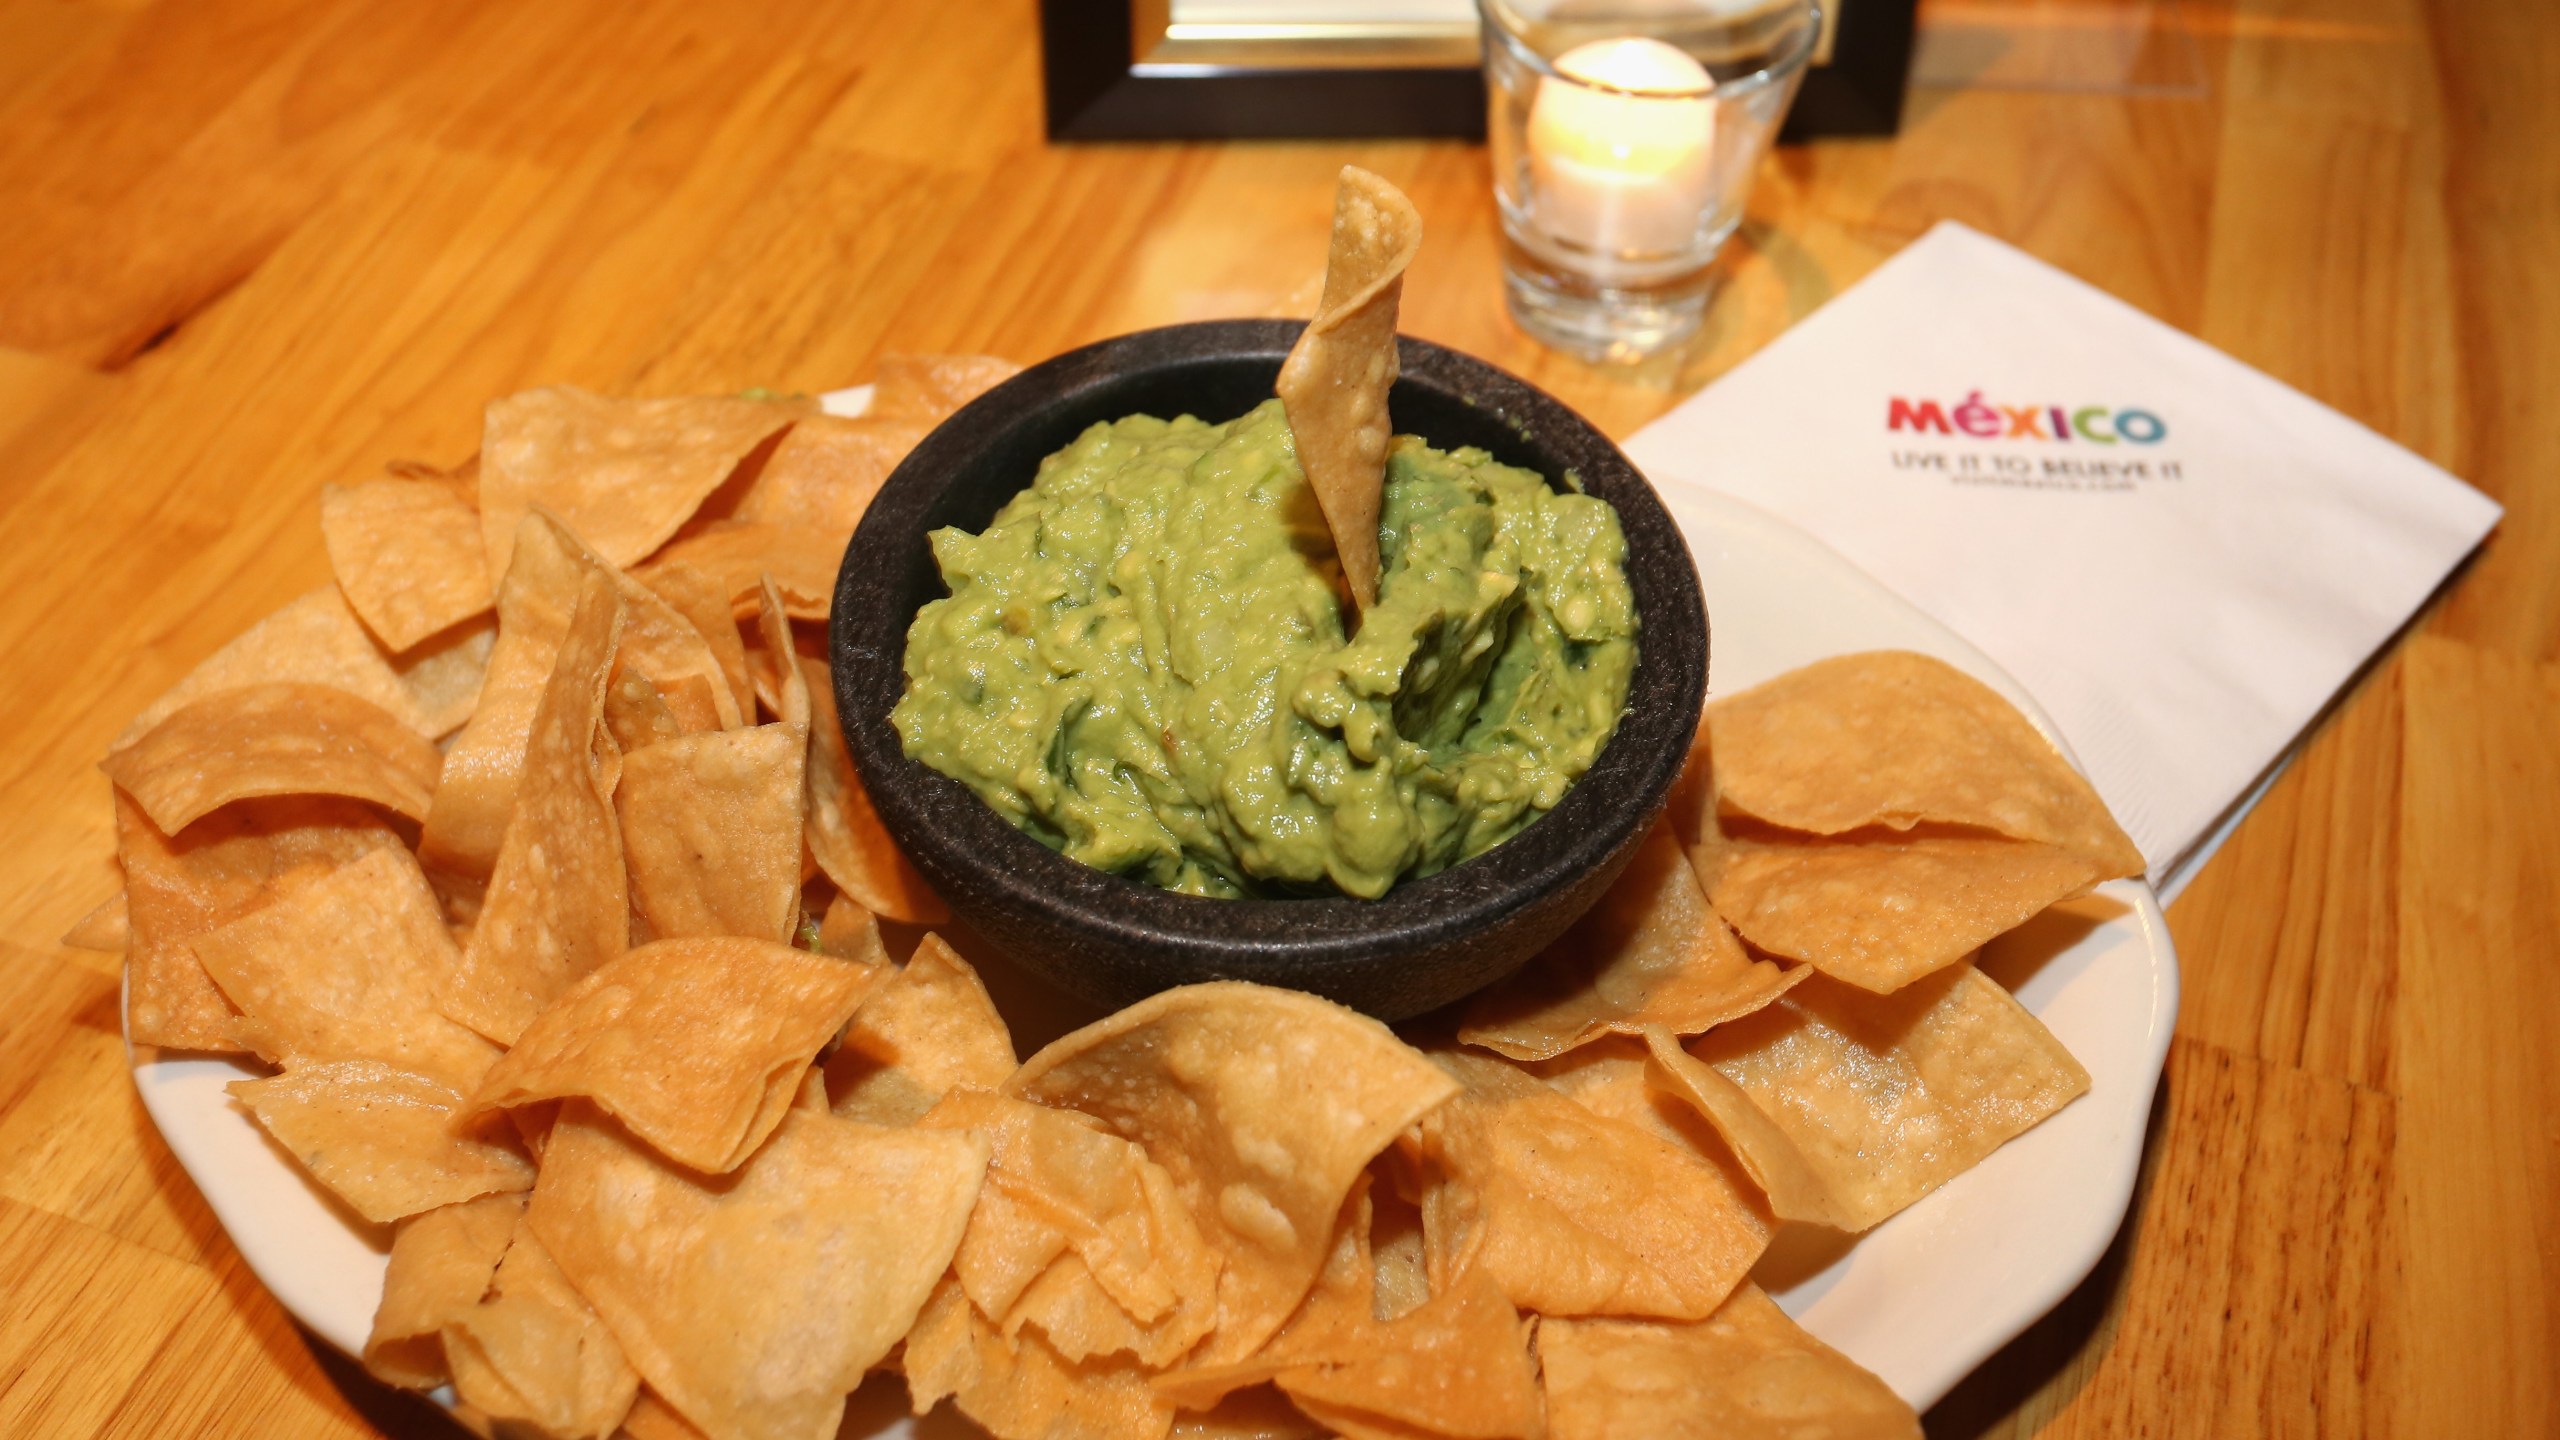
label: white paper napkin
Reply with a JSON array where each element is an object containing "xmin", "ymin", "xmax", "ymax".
[{"xmin": 1625, "ymin": 221, "xmax": 2501, "ymax": 898}]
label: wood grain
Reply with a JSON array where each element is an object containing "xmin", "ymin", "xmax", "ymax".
[{"xmin": 0, "ymin": 0, "xmax": 2553, "ymax": 1435}]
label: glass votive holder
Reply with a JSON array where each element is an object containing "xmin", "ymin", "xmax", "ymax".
[{"xmin": 1481, "ymin": 0, "xmax": 1820, "ymax": 362}]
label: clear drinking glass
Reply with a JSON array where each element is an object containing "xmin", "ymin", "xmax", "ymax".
[{"xmin": 1481, "ymin": 0, "xmax": 1820, "ymax": 361}]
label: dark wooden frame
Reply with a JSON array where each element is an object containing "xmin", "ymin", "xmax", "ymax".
[{"xmin": 1038, "ymin": 0, "xmax": 1916, "ymax": 142}]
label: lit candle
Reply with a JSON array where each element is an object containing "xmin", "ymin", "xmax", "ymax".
[{"xmin": 1526, "ymin": 38, "xmax": 1717, "ymax": 270}]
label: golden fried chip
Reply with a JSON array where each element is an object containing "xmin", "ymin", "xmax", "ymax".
[
  {"xmin": 367, "ymin": 1191, "xmax": 523, "ymax": 1390},
  {"xmin": 826, "ymin": 933, "xmax": 1015, "ymax": 1125},
  {"xmin": 1524, "ymin": 1036, "xmax": 1757, "ymax": 1180},
  {"xmin": 532, "ymin": 1103, "xmax": 989, "ymax": 1440},
  {"xmin": 904, "ymin": 1277, "xmax": 1175, "ymax": 1440},
  {"xmin": 817, "ymin": 892, "xmax": 889, "ymax": 968},
  {"xmin": 1275, "ymin": 166, "xmax": 1420, "ymax": 613},
  {"xmin": 803, "ymin": 655, "xmax": 946, "ymax": 923},
  {"xmin": 1638, "ymin": 1028, "xmax": 1851, "ymax": 1231},
  {"xmin": 471, "ymin": 938, "xmax": 878, "ymax": 1175},
  {"xmin": 426, "ymin": 513, "xmax": 740, "ymax": 881},
  {"xmin": 441, "ymin": 571, "xmax": 628, "ymax": 1045},
  {"xmin": 1460, "ymin": 820, "xmax": 1804, "ymax": 1060},
  {"xmin": 642, "ymin": 564, "xmax": 756, "ymax": 721},
  {"xmin": 1700, "ymin": 824, "xmax": 2100, "ymax": 993},
  {"xmin": 1171, "ymin": 1387, "xmax": 1326, "ymax": 1440},
  {"xmin": 230, "ymin": 1059, "xmax": 533, "ymax": 1223},
  {"xmin": 1417, "ymin": 1050, "xmax": 1767, "ymax": 1321},
  {"xmin": 479, "ymin": 387, "xmax": 797, "ymax": 584},
  {"xmin": 603, "ymin": 660, "xmax": 691, "ymax": 754},
  {"xmin": 1008, "ymin": 983, "xmax": 1459, "ymax": 1366},
  {"xmin": 616, "ymin": 724, "xmax": 806, "ymax": 943},
  {"xmin": 1670, "ymin": 966, "xmax": 2089, "ymax": 1233},
  {"xmin": 752, "ymin": 575, "xmax": 810, "ymax": 729},
  {"xmin": 869, "ymin": 353, "xmax": 1022, "ymax": 424},
  {"xmin": 1707, "ymin": 650, "xmax": 2142, "ymax": 877},
  {"xmin": 1538, "ymin": 1284, "xmax": 1918, "ymax": 1440},
  {"xmin": 725, "ymin": 412, "xmax": 930, "ymax": 533},
  {"xmin": 642, "ymin": 521, "xmax": 843, "ymax": 620},
  {"xmin": 448, "ymin": 1213, "xmax": 641, "ymax": 1440},
  {"xmin": 921, "ymin": 1089, "xmax": 1221, "ymax": 1368},
  {"xmin": 62, "ymin": 889, "xmax": 128, "ymax": 952},
  {"xmin": 115, "ymin": 586, "xmax": 437, "ymax": 747},
  {"xmin": 322, "ymin": 476, "xmax": 494, "ymax": 652},
  {"xmin": 188, "ymin": 845, "xmax": 499, "ymax": 1085},
  {"xmin": 1272, "ymin": 1267, "xmax": 1541, "ymax": 1440},
  {"xmin": 117, "ymin": 793, "xmax": 400, "ymax": 1052},
  {"xmin": 620, "ymin": 1391, "xmax": 714, "ymax": 1440},
  {"xmin": 1154, "ymin": 1180, "xmax": 1376, "ymax": 1413},
  {"xmin": 393, "ymin": 612, "xmax": 497, "ymax": 739},
  {"xmin": 105, "ymin": 682, "xmax": 442, "ymax": 835}
]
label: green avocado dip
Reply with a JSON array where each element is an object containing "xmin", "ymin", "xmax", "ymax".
[{"xmin": 891, "ymin": 398, "xmax": 1637, "ymax": 899}]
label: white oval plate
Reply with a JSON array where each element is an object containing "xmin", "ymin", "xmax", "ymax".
[{"xmin": 130, "ymin": 425, "xmax": 2176, "ymax": 1422}]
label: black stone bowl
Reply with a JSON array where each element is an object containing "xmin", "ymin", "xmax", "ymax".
[{"xmin": 831, "ymin": 320, "xmax": 1706, "ymax": 1021}]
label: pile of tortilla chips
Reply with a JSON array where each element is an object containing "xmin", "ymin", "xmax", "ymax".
[{"xmin": 86, "ymin": 345, "xmax": 2138, "ymax": 1439}]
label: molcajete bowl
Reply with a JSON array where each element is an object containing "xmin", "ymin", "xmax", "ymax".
[{"xmin": 831, "ymin": 319, "xmax": 1707, "ymax": 1020}]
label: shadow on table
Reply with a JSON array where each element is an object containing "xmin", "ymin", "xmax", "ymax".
[{"xmin": 1922, "ymin": 1060, "xmax": 2175, "ymax": 1438}]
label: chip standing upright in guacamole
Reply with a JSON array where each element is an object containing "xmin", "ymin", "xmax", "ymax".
[{"xmin": 892, "ymin": 398, "xmax": 1637, "ymax": 899}]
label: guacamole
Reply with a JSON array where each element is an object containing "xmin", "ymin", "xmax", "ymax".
[{"xmin": 892, "ymin": 399, "xmax": 1636, "ymax": 899}]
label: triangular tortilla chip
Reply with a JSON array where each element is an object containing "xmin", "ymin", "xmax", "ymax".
[
  {"xmin": 1459, "ymin": 820, "xmax": 1804, "ymax": 1060},
  {"xmin": 105, "ymin": 681, "xmax": 443, "ymax": 836},
  {"xmin": 1272, "ymin": 1267, "xmax": 1541, "ymax": 1440},
  {"xmin": 1661, "ymin": 965, "xmax": 2090, "ymax": 1234},
  {"xmin": 1008, "ymin": 984, "xmax": 1458, "ymax": 1366},
  {"xmin": 230, "ymin": 1059, "xmax": 533, "ymax": 1223},
  {"xmin": 1275, "ymin": 167, "xmax": 1421, "ymax": 614},
  {"xmin": 114, "ymin": 586, "xmax": 437, "ymax": 747},
  {"xmin": 642, "ymin": 521, "xmax": 844, "ymax": 620},
  {"xmin": 446, "ymin": 1212, "xmax": 641, "ymax": 1440},
  {"xmin": 393, "ymin": 613, "xmax": 497, "ymax": 739},
  {"xmin": 470, "ymin": 937, "xmax": 879, "ymax": 1175},
  {"xmin": 62, "ymin": 889, "xmax": 129, "ymax": 952},
  {"xmin": 868, "ymin": 353, "xmax": 1022, "ymax": 425},
  {"xmin": 479, "ymin": 387, "xmax": 797, "ymax": 585},
  {"xmin": 323, "ymin": 476, "xmax": 494, "ymax": 652},
  {"xmin": 531, "ymin": 1103, "xmax": 989, "ymax": 1440},
  {"xmin": 641, "ymin": 563, "xmax": 756, "ymax": 721},
  {"xmin": 1706, "ymin": 650, "xmax": 2142, "ymax": 877},
  {"xmin": 616, "ymin": 723, "xmax": 806, "ymax": 943},
  {"xmin": 825, "ymin": 933, "xmax": 1015, "ymax": 1125},
  {"xmin": 1538, "ymin": 1284, "xmax": 1919, "ymax": 1440},
  {"xmin": 802, "ymin": 655, "xmax": 946, "ymax": 923},
  {"xmin": 116, "ymin": 793, "xmax": 401, "ymax": 1052},
  {"xmin": 722, "ymin": 412, "xmax": 930, "ymax": 533},
  {"xmin": 442, "ymin": 570, "xmax": 627, "ymax": 1045},
  {"xmin": 903, "ymin": 1276, "xmax": 1176, "ymax": 1440},
  {"xmin": 367, "ymin": 1191, "xmax": 524, "ymax": 1390}
]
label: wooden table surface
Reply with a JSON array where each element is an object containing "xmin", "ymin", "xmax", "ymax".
[{"xmin": 2, "ymin": 0, "xmax": 2552, "ymax": 1435}]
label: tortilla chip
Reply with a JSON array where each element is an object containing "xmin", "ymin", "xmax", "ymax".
[
  {"xmin": 393, "ymin": 613, "xmax": 497, "ymax": 739},
  {"xmin": 367, "ymin": 1191, "xmax": 523, "ymax": 1390},
  {"xmin": 1275, "ymin": 167, "xmax": 1420, "ymax": 613},
  {"xmin": 818, "ymin": 891, "xmax": 889, "ymax": 968},
  {"xmin": 1538, "ymin": 1284, "xmax": 1918, "ymax": 1440},
  {"xmin": 617, "ymin": 723, "xmax": 806, "ymax": 943},
  {"xmin": 230, "ymin": 1059, "xmax": 534, "ymax": 1224},
  {"xmin": 1154, "ymin": 1180, "xmax": 1377, "ymax": 1412},
  {"xmin": 1271, "ymin": 1267, "xmax": 1541, "ymax": 1440},
  {"xmin": 447, "ymin": 1213, "xmax": 641, "ymax": 1440},
  {"xmin": 724, "ymin": 412, "xmax": 930, "ymax": 533},
  {"xmin": 1523, "ymin": 1036, "xmax": 1760, "ymax": 1189},
  {"xmin": 620, "ymin": 1391, "xmax": 715, "ymax": 1440},
  {"xmin": 531, "ymin": 1103, "xmax": 989, "ymax": 1440},
  {"xmin": 188, "ymin": 845, "xmax": 500, "ymax": 1085},
  {"xmin": 825, "ymin": 933, "xmax": 1015, "ymax": 1125},
  {"xmin": 441, "ymin": 570, "xmax": 628, "ymax": 1045},
  {"xmin": 426, "ymin": 512, "xmax": 741, "ymax": 881},
  {"xmin": 1460, "ymin": 820, "xmax": 1804, "ymax": 1060},
  {"xmin": 1707, "ymin": 650, "xmax": 2142, "ymax": 877},
  {"xmin": 803, "ymin": 655, "xmax": 946, "ymax": 923},
  {"xmin": 1638, "ymin": 1028, "xmax": 1855, "ymax": 1231},
  {"xmin": 471, "ymin": 937, "xmax": 878, "ymax": 1175},
  {"xmin": 1170, "ymin": 1387, "xmax": 1327, "ymax": 1440},
  {"xmin": 62, "ymin": 889, "xmax": 128, "ymax": 952},
  {"xmin": 751, "ymin": 576, "xmax": 810, "ymax": 729},
  {"xmin": 642, "ymin": 521, "xmax": 843, "ymax": 620},
  {"xmin": 1668, "ymin": 966, "xmax": 2089, "ymax": 1233},
  {"xmin": 603, "ymin": 660, "xmax": 690, "ymax": 754},
  {"xmin": 1008, "ymin": 983, "xmax": 1459, "ymax": 1366},
  {"xmin": 1699, "ymin": 823, "xmax": 2101, "ymax": 994},
  {"xmin": 116, "ymin": 793, "xmax": 401, "ymax": 1051},
  {"xmin": 643, "ymin": 564, "xmax": 756, "ymax": 722},
  {"xmin": 1416, "ymin": 1050, "xmax": 1767, "ymax": 1321},
  {"xmin": 904, "ymin": 1277, "xmax": 1175, "ymax": 1440},
  {"xmin": 322, "ymin": 476, "xmax": 494, "ymax": 652},
  {"xmin": 479, "ymin": 387, "xmax": 797, "ymax": 585},
  {"xmin": 920, "ymin": 1089, "xmax": 1221, "ymax": 1368},
  {"xmin": 869, "ymin": 353, "xmax": 1022, "ymax": 425},
  {"xmin": 115, "ymin": 586, "xmax": 436, "ymax": 747},
  {"xmin": 105, "ymin": 681, "xmax": 442, "ymax": 835}
]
